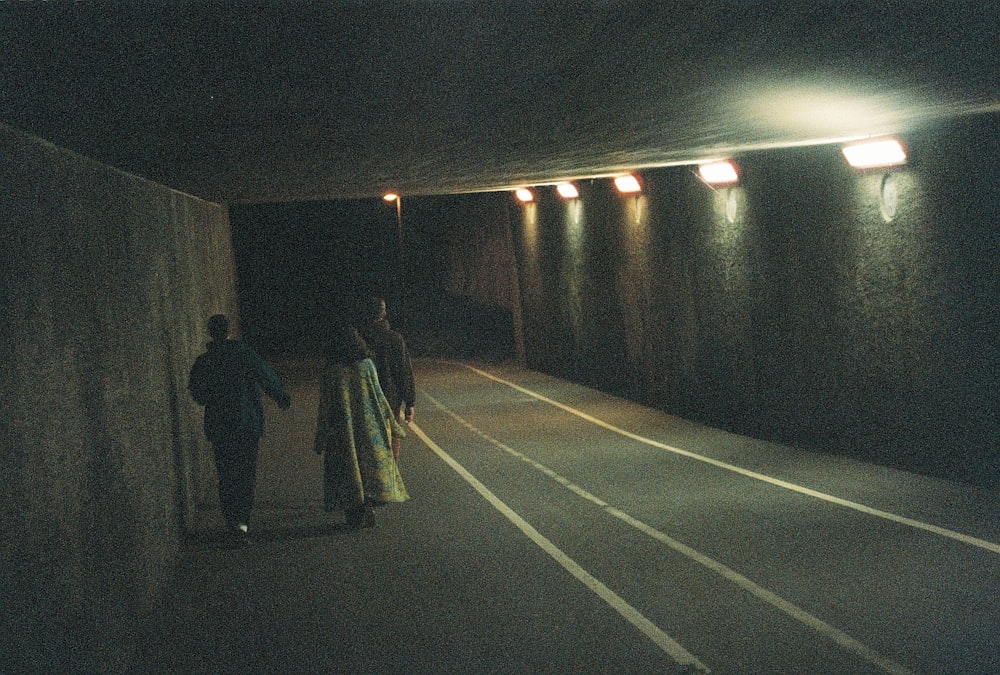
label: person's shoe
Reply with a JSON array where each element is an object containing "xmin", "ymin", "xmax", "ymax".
[
  {"xmin": 345, "ymin": 507, "xmax": 375, "ymax": 529},
  {"xmin": 231, "ymin": 522, "xmax": 251, "ymax": 545}
]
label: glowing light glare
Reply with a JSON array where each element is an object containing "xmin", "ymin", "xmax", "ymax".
[
  {"xmin": 744, "ymin": 83, "xmax": 907, "ymax": 138},
  {"xmin": 383, "ymin": 192, "xmax": 399, "ymax": 202},
  {"xmin": 614, "ymin": 175, "xmax": 642, "ymax": 193},
  {"xmin": 842, "ymin": 138, "xmax": 907, "ymax": 169},
  {"xmin": 698, "ymin": 161, "xmax": 739, "ymax": 185},
  {"xmin": 515, "ymin": 188, "xmax": 534, "ymax": 203},
  {"xmin": 556, "ymin": 183, "xmax": 579, "ymax": 199}
]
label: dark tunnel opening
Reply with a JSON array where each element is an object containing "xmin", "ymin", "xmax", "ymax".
[{"xmin": 229, "ymin": 195, "xmax": 520, "ymax": 364}]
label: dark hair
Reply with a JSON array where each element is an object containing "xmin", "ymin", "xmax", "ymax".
[
  {"xmin": 326, "ymin": 325, "xmax": 372, "ymax": 365},
  {"xmin": 364, "ymin": 296, "xmax": 387, "ymax": 323},
  {"xmin": 207, "ymin": 314, "xmax": 229, "ymax": 340}
]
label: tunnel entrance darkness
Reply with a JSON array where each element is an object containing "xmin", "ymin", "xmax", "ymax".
[{"xmin": 229, "ymin": 195, "xmax": 520, "ymax": 364}]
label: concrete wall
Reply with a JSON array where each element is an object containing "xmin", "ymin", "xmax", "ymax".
[
  {"xmin": 508, "ymin": 114, "xmax": 998, "ymax": 488},
  {"xmin": 0, "ymin": 124, "xmax": 237, "ymax": 671}
]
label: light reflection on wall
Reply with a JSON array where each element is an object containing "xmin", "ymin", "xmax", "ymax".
[
  {"xmin": 518, "ymin": 201, "xmax": 543, "ymax": 319},
  {"xmin": 848, "ymin": 168, "xmax": 939, "ymax": 369},
  {"xmin": 563, "ymin": 198, "xmax": 585, "ymax": 343},
  {"xmin": 618, "ymin": 194, "xmax": 651, "ymax": 363},
  {"xmin": 706, "ymin": 183, "xmax": 754, "ymax": 364},
  {"xmin": 712, "ymin": 186, "xmax": 743, "ymax": 240},
  {"xmin": 624, "ymin": 192, "xmax": 646, "ymax": 227},
  {"xmin": 521, "ymin": 200, "xmax": 539, "ymax": 256}
]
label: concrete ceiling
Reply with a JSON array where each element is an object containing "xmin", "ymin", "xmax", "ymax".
[{"xmin": 2, "ymin": 1, "xmax": 996, "ymax": 204}]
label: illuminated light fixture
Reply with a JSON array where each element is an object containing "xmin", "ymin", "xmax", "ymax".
[
  {"xmin": 515, "ymin": 188, "xmax": 534, "ymax": 203},
  {"xmin": 383, "ymin": 192, "xmax": 399, "ymax": 202},
  {"xmin": 556, "ymin": 182, "xmax": 579, "ymax": 199},
  {"xmin": 614, "ymin": 174, "xmax": 642, "ymax": 194},
  {"xmin": 841, "ymin": 138, "xmax": 907, "ymax": 169},
  {"xmin": 698, "ymin": 160, "xmax": 739, "ymax": 186}
]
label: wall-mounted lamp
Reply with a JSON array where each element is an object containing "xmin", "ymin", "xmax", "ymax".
[
  {"xmin": 841, "ymin": 138, "xmax": 907, "ymax": 169},
  {"xmin": 614, "ymin": 174, "xmax": 642, "ymax": 194},
  {"xmin": 383, "ymin": 191, "xmax": 402, "ymax": 236},
  {"xmin": 698, "ymin": 160, "xmax": 739, "ymax": 186},
  {"xmin": 556, "ymin": 182, "xmax": 579, "ymax": 199},
  {"xmin": 514, "ymin": 188, "xmax": 535, "ymax": 203}
]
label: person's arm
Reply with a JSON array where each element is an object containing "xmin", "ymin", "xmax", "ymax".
[{"xmin": 246, "ymin": 345, "xmax": 291, "ymax": 409}]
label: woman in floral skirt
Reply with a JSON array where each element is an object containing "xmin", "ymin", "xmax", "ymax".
[{"xmin": 313, "ymin": 324, "xmax": 408, "ymax": 528}]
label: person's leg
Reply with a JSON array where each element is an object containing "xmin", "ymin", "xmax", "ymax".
[
  {"xmin": 211, "ymin": 441, "xmax": 240, "ymax": 531},
  {"xmin": 231, "ymin": 436, "xmax": 260, "ymax": 530},
  {"xmin": 345, "ymin": 502, "xmax": 375, "ymax": 529}
]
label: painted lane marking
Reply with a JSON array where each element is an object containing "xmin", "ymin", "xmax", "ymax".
[
  {"xmin": 463, "ymin": 365, "xmax": 1000, "ymax": 555},
  {"xmin": 420, "ymin": 394, "xmax": 911, "ymax": 675},
  {"xmin": 407, "ymin": 420, "xmax": 711, "ymax": 673}
]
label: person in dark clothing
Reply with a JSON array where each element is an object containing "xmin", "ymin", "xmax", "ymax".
[
  {"xmin": 357, "ymin": 297, "xmax": 415, "ymax": 425},
  {"xmin": 187, "ymin": 314, "xmax": 291, "ymax": 541}
]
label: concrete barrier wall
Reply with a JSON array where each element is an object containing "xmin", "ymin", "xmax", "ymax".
[
  {"xmin": 508, "ymin": 115, "xmax": 998, "ymax": 488},
  {"xmin": 0, "ymin": 124, "xmax": 237, "ymax": 671}
]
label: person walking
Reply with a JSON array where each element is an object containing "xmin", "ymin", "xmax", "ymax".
[
  {"xmin": 358, "ymin": 296, "xmax": 416, "ymax": 428},
  {"xmin": 187, "ymin": 314, "xmax": 291, "ymax": 542},
  {"xmin": 313, "ymin": 324, "xmax": 408, "ymax": 529}
]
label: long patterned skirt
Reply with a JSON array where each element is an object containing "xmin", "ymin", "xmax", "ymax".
[{"xmin": 323, "ymin": 438, "xmax": 408, "ymax": 511}]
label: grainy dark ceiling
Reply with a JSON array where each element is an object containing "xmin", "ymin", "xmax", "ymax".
[{"xmin": 2, "ymin": 1, "xmax": 996, "ymax": 204}]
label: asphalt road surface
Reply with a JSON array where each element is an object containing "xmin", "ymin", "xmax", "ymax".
[{"xmin": 133, "ymin": 358, "xmax": 1000, "ymax": 674}]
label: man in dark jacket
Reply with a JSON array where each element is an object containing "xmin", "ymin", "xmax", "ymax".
[
  {"xmin": 358, "ymin": 297, "xmax": 415, "ymax": 424},
  {"xmin": 188, "ymin": 314, "xmax": 291, "ymax": 541}
]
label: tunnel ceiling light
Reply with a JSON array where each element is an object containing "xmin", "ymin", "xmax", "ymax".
[
  {"xmin": 614, "ymin": 174, "xmax": 642, "ymax": 194},
  {"xmin": 842, "ymin": 138, "xmax": 907, "ymax": 169},
  {"xmin": 514, "ymin": 187, "xmax": 534, "ymax": 203},
  {"xmin": 698, "ymin": 160, "xmax": 739, "ymax": 186},
  {"xmin": 556, "ymin": 182, "xmax": 579, "ymax": 199}
]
